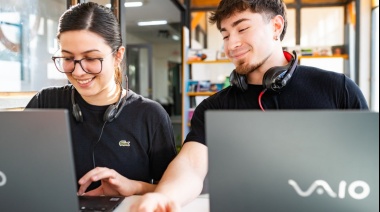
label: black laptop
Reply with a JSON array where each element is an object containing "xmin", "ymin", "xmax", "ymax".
[
  {"xmin": 0, "ymin": 109, "xmax": 124, "ymax": 212},
  {"xmin": 206, "ymin": 110, "xmax": 379, "ymax": 212}
]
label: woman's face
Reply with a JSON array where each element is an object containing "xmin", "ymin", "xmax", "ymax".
[{"xmin": 57, "ymin": 30, "xmax": 117, "ymax": 102}]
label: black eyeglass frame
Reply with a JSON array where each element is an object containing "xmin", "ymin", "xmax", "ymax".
[
  {"xmin": 51, "ymin": 56, "xmax": 105, "ymax": 74},
  {"xmin": 51, "ymin": 49, "xmax": 117, "ymax": 74}
]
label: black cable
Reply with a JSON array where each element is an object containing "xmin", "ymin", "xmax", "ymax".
[{"xmin": 92, "ymin": 121, "xmax": 107, "ymax": 168}]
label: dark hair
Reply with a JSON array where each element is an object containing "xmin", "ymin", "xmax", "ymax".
[
  {"xmin": 209, "ymin": 0, "xmax": 287, "ymax": 41},
  {"xmin": 57, "ymin": 2, "xmax": 123, "ymax": 84}
]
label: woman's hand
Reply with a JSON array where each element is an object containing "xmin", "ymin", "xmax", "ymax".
[{"xmin": 77, "ymin": 167, "xmax": 155, "ymax": 196}]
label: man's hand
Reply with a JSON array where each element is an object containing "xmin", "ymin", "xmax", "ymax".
[{"xmin": 129, "ymin": 193, "xmax": 181, "ymax": 212}]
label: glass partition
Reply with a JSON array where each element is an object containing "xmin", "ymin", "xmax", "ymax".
[{"xmin": 0, "ymin": 0, "xmax": 67, "ymax": 92}]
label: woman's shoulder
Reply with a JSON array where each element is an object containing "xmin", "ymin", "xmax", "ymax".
[
  {"xmin": 26, "ymin": 85, "xmax": 72, "ymax": 108},
  {"xmin": 126, "ymin": 90, "xmax": 166, "ymax": 111},
  {"xmin": 37, "ymin": 84, "xmax": 72, "ymax": 96}
]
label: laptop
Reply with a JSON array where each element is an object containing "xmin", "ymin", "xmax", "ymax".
[
  {"xmin": 0, "ymin": 109, "xmax": 124, "ymax": 212},
  {"xmin": 206, "ymin": 110, "xmax": 379, "ymax": 212}
]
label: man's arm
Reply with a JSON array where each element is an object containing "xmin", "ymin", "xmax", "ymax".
[
  {"xmin": 130, "ymin": 141, "xmax": 208, "ymax": 211},
  {"xmin": 156, "ymin": 141, "xmax": 208, "ymax": 205}
]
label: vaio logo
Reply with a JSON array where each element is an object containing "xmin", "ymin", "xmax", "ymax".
[
  {"xmin": 0, "ymin": 171, "xmax": 6, "ymax": 187},
  {"xmin": 288, "ymin": 179, "xmax": 370, "ymax": 200}
]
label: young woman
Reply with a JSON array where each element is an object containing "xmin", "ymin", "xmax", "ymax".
[{"xmin": 25, "ymin": 2, "xmax": 177, "ymax": 197}]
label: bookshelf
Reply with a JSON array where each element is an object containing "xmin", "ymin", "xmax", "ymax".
[
  {"xmin": 181, "ymin": 27, "xmax": 234, "ymax": 141},
  {"xmin": 298, "ymin": 54, "xmax": 349, "ymax": 60},
  {"xmin": 187, "ymin": 91, "xmax": 216, "ymax": 96},
  {"xmin": 187, "ymin": 59, "xmax": 231, "ymax": 64}
]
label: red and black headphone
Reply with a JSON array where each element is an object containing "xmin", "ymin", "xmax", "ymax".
[{"xmin": 229, "ymin": 50, "xmax": 298, "ymax": 92}]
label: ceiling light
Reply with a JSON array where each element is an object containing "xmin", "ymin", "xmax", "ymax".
[
  {"xmin": 172, "ymin": 35, "xmax": 180, "ymax": 41},
  {"xmin": 137, "ymin": 20, "xmax": 167, "ymax": 26},
  {"xmin": 124, "ymin": 2, "xmax": 143, "ymax": 7}
]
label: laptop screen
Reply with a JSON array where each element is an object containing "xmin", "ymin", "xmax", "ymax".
[
  {"xmin": 0, "ymin": 109, "xmax": 79, "ymax": 211},
  {"xmin": 206, "ymin": 110, "xmax": 379, "ymax": 212},
  {"xmin": 0, "ymin": 109, "xmax": 124, "ymax": 212}
]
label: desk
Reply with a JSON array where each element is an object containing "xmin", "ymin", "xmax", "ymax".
[{"xmin": 114, "ymin": 194, "xmax": 210, "ymax": 212}]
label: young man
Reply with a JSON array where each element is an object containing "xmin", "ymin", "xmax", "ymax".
[{"xmin": 130, "ymin": 0, "xmax": 368, "ymax": 211}]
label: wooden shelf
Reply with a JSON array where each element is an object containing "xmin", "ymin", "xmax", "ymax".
[
  {"xmin": 187, "ymin": 91, "xmax": 216, "ymax": 96},
  {"xmin": 0, "ymin": 91, "xmax": 37, "ymax": 97},
  {"xmin": 187, "ymin": 59, "xmax": 231, "ymax": 64},
  {"xmin": 298, "ymin": 54, "xmax": 348, "ymax": 59}
]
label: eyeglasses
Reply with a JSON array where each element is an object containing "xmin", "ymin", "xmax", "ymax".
[{"xmin": 51, "ymin": 50, "xmax": 115, "ymax": 74}]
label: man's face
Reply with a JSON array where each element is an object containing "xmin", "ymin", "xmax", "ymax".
[{"xmin": 220, "ymin": 10, "xmax": 277, "ymax": 75}]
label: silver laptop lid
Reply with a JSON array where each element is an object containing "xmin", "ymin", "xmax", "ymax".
[
  {"xmin": 0, "ymin": 109, "xmax": 79, "ymax": 212},
  {"xmin": 206, "ymin": 110, "xmax": 379, "ymax": 212}
]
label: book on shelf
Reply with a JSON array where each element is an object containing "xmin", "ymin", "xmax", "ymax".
[
  {"xmin": 187, "ymin": 80, "xmax": 199, "ymax": 92},
  {"xmin": 197, "ymin": 80, "xmax": 211, "ymax": 92},
  {"xmin": 210, "ymin": 83, "xmax": 224, "ymax": 92},
  {"xmin": 314, "ymin": 46, "xmax": 332, "ymax": 56},
  {"xmin": 187, "ymin": 80, "xmax": 224, "ymax": 93},
  {"xmin": 331, "ymin": 45, "xmax": 346, "ymax": 56},
  {"xmin": 187, "ymin": 48, "xmax": 217, "ymax": 62},
  {"xmin": 284, "ymin": 45, "xmax": 347, "ymax": 57},
  {"xmin": 188, "ymin": 108, "xmax": 195, "ymax": 121}
]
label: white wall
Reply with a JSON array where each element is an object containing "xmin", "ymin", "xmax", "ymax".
[
  {"xmin": 126, "ymin": 34, "xmax": 181, "ymax": 101},
  {"xmin": 206, "ymin": 12, "xmax": 224, "ymax": 51},
  {"xmin": 152, "ymin": 43, "xmax": 181, "ymax": 101}
]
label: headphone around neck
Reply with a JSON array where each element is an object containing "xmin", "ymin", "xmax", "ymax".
[
  {"xmin": 71, "ymin": 85, "xmax": 127, "ymax": 122},
  {"xmin": 229, "ymin": 50, "xmax": 298, "ymax": 92}
]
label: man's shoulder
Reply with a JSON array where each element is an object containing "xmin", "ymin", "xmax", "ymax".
[
  {"xmin": 296, "ymin": 65, "xmax": 341, "ymax": 74},
  {"xmin": 295, "ymin": 65, "xmax": 345, "ymax": 80}
]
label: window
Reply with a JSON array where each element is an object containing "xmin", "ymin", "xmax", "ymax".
[
  {"xmin": 300, "ymin": 7, "xmax": 344, "ymax": 46},
  {"xmin": 0, "ymin": 0, "xmax": 67, "ymax": 92}
]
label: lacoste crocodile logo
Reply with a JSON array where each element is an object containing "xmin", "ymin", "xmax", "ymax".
[{"xmin": 119, "ymin": 140, "xmax": 130, "ymax": 147}]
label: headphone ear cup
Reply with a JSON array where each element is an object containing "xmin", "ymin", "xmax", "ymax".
[
  {"xmin": 229, "ymin": 70, "xmax": 248, "ymax": 92},
  {"xmin": 103, "ymin": 105, "xmax": 117, "ymax": 122},
  {"xmin": 263, "ymin": 50, "xmax": 298, "ymax": 92},
  {"xmin": 113, "ymin": 97, "xmax": 127, "ymax": 120},
  {"xmin": 262, "ymin": 67, "xmax": 287, "ymax": 91},
  {"xmin": 72, "ymin": 103, "xmax": 83, "ymax": 122},
  {"xmin": 71, "ymin": 88, "xmax": 83, "ymax": 122}
]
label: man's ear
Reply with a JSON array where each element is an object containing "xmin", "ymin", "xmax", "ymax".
[{"xmin": 272, "ymin": 15, "xmax": 284, "ymax": 38}]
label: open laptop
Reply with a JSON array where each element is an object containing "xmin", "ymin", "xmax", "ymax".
[
  {"xmin": 206, "ymin": 110, "xmax": 379, "ymax": 212},
  {"xmin": 0, "ymin": 109, "xmax": 124, "ymax": 212}
]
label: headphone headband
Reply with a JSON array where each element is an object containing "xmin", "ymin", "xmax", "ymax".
[{"xmin": 71, "ymin": 84, "xmax": 126, "ymax": 122}]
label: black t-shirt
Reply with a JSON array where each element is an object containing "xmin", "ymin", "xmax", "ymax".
[
  {"xmin": 26, "ymin": 85, "xmax": 177, "ymax": 191},
  {"xmin": 185, "ymin": 65, "xmax": 369, "ymax": 145}
]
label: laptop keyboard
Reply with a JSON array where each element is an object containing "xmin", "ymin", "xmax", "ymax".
[{"xmin": 78, "ymin": 196, "xmax": 124, "ymax": 212}]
